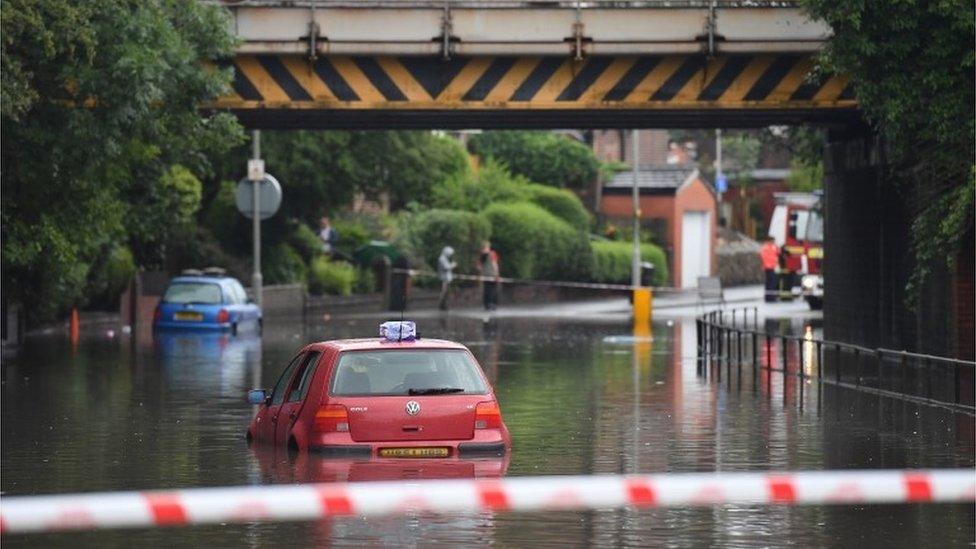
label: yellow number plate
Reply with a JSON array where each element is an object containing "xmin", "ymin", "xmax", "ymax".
[
  {"xmin": 174, "ymin": 311, "xmax": 203, "ymax": 321},
  {"xmin": 379, "ymin": 447, "xmax": 449, "ymax": 458}
]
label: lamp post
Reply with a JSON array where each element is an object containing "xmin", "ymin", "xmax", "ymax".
[
  {"xmin": 251, "ymin": 130, "xmax": 263, "ymax": 308},
  {"xmin": 631, "ymin": 129, "xmax": 641, "ymax": 287}
]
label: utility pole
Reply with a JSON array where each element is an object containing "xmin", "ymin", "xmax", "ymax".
[
  {"xmin": 715, "ymin": 128, "xmax": 724, "ymax": 223},
  {"xmin": 631, "ymin": 129, "xmax": 641, "ymax": 287},
  {"xmin": 251, "ymin": 130, "xmax": 263, "ymax": 308}
]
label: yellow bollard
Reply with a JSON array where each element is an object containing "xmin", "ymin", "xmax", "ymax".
[{"xmin": 633, "ymin": 287, "xmax": 653, "ymax": 327}]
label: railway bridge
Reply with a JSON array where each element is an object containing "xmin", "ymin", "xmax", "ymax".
[{"xmin": 210, "ymin": 1, "xmax": 972, "ymax": 360}]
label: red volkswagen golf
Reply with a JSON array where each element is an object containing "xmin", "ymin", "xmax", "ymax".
[{"xmin": 246, "ymin": 322, "xmax": 510, "ymax": 458}]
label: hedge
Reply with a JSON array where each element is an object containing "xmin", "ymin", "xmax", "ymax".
[
  {"xmin": 399, "ymin": 208, "xmax": 491, "ymax": 274},
  {"xmin": 525, "ymin": 183, "xmax": 590, "ymax": 230},
  {"xmin": 308, "ymin": 257, "xmax": 355, "ymax": 296},
  {"xmin": 481, "ymin": 202, "xmax": 592, "ymax": 281},
  {"xmin": 591, "ymin": 240, "xmax": 668, "ymax": 286}
]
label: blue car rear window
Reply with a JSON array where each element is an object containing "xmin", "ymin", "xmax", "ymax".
[{"xmin": 163, "ymin": 282, "xmax": 223, "ymax": 305}]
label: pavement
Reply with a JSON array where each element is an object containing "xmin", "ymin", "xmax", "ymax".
[{"xmin": 340, "ymin": 284, "xmax": 822, "ymax": 323}]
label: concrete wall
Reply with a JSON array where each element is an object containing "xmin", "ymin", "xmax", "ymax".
[{"xmin": 824, "ymin": 129, "xmax": 973, "ymax": 359}]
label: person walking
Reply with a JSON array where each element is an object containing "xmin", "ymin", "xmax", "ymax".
[
  {"xmin": 318, "ymin": 216, "xmax": 339, "ymax": 258},
  {"xmin": 479, "ymin": 241, "xmax": 500, "ymax": 311},
  {"xmin": 437, "ymin": 246, "xmax": 457, "ymax": 311},
  {"xmin": 760, "ymin": 236, "xmax": 780, "ymax": 303}
]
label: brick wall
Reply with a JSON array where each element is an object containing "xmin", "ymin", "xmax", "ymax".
[{"xmin": 824, "ymin": 129, "xmax": 967, "ymax": 357}]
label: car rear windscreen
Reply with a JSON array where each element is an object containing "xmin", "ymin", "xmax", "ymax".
[
  {"xmin": 331, "ymin": 350, "xmax": 488, "ymax": 396},
  {"xmin": 162, "ymin": 283, "xmax": 223, "ymax": 305}
]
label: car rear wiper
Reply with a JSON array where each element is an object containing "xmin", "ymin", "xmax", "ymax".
[{"xmin": 408, "ymin": 387, "xmax": 465, "ymax": 395}]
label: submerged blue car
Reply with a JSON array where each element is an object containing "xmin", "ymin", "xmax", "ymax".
[{"xmin": 153, "ymin": 269, "xmax": 262, "ymax": 335}]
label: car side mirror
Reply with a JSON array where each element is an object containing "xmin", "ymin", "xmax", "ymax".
[{"xmin": 247, "ymin": 389, "xmax": 269, "ymax": 405}]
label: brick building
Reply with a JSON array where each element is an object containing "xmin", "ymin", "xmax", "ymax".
[{"xmin": 601, "ymin": 167, "xmax": 717, "ymax": 288}]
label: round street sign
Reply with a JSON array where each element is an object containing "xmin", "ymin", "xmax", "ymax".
[{"xmin": 235, "ymin": 174, "xmax": 282, "ymax": 220}]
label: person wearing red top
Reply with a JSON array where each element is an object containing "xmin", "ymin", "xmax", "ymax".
[
  {"xmin": 760, "ymin": 237, "xmax": 780, "ymax": 302},
  {"xmin": 479, "ymin": 241, "xmax": 501, "ymax": 311}
]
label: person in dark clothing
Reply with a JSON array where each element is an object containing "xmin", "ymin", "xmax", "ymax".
[{"xmin": 478, "ymin": 241, "xmax": 500, "ymax": 311}]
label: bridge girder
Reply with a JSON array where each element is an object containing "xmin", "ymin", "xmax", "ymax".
[{"xmin": 210, "ymin": 54, "xmax": 858, "ymax": 129}]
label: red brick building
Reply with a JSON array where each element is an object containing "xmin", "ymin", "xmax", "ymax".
[{"xmin": 601, "ymin": 167, "xmax": 717, "ymax": 288}]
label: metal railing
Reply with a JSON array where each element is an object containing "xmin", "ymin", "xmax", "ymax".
[{"xmin": 696, "ymin": 307, "xmax": 976, "ymax": 413}]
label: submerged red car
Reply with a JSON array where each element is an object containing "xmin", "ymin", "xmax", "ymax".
[{"xmin": 246, "ymin": 322, "xmax": 510, "ymax": 458}]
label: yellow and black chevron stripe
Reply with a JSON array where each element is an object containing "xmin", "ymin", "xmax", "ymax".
[{"xmin": 212, "ymin": 54, "xmax": 854, "ymax": 110}]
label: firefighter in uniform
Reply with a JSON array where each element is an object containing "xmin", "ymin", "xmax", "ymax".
[{"xmin": 760, "ymin": 237, "xmax": 780, "ymax": 303}]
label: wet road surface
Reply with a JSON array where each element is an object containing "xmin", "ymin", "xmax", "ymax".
[{"xmin": 3, "ymin": 315, "xmax": 973, "ymax": 547}]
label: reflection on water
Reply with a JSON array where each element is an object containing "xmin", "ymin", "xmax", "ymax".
[{"xmin": 2, "ymin": 316, "xmax": 973, "ymax": 547}]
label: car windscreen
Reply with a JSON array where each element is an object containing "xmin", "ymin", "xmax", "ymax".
[
  {"xmin": 331, "ymin": 349, "xmax": 488, "ymax": 396},
  {"xmin": 162, "ymin": 282, "xmax": 223, "ymax": 305}
]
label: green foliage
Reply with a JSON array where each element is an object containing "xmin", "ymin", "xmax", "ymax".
[
  {"xmin": 86, "ymin": 244, "xmax": 136, "ymax": 310},
  {"xmin": 289, "ymin": 222, "xmax": 325, "ymax": 262},
  {"xmin": 802, "ymin": 0, "xmax": 975, "ymax": 296},
  {"xmin": 353, "ymin": 266, "xmax": 377, "ymax": 294},
  {"xmin": 246, "ymin": 131, "xmax": 470, "ymax": 227},
  {"xmin": 785, "ymin": 158, "xmax": 824, "ymax": 192},
  {"xmin": 719, "ymin": 131, "xmax": 761, "ymax": 184},
  {"xmin": 263, "ymin": 243, "xmax": 306, "ymax": 286},
  {"xmin": 308, "ymin": 257, "xmax": 355, "ymax": 296},
  {"xmin": 429, "ymin": 159, "xmax": 529, "ymax": 211},
  {"xmin": 525, "ymin": 184, "xmax": 590, "ymax": 230},
  {"xmin": 468, "ymin": 131, "xmax": 599, "ymax": 189},
  {"xmin": 330, "ymin": 218, "xmax": 370, "ymax": 257},
  {"xmin": 591, "ymin": 240, "xmax": 668, "ymax": 286},
  {"xmin": 398, "ymin": 209, "xmax": 491, "ymax": 273},
  {"xmin": 481, "ymin": 202, "xmax": 592, "ymax": 281},
  {"xmin": 1, "ymin": 0, "xmax": 242, "ymax": 322}
]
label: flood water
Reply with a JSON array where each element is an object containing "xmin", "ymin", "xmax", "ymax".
[{"xmin": 3, "ymin": 315, "xmax": 974, "ymax": 547}]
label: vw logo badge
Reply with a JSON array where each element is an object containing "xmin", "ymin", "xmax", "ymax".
[{"xmin": 405, "ymin": 400, "xmax": 421, "ymax": 415}]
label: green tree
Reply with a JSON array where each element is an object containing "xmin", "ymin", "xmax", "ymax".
[
  {"xmin": 468, "ymin": 131, "xmax": 600, "ymax": 189},
  {"xmin": 802, "ymin": 0, "xmax": 975, "ymax": 294},
  {"xmin": 1, "ymin": 0, "xmax": 242, "ymax": 322}
]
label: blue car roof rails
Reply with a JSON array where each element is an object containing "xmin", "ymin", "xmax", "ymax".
[
  {"xmin": 202, "ymin": 267, "xmax": 227, "ymax": 277},
  {"xmin": 181, "ymin": 268, "xmax": 204, "ymax": 276}
]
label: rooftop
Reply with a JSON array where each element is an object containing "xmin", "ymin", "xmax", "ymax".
[{"xmin": 604, "ymin": 165, "xmax": 699, "ymax": 191}]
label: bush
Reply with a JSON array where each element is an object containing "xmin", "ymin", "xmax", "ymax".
[
  {"xmin": 308, "ymin": 257, "xmax": 355, "ymax": 296},
  {"xmin": 353, "ymin": 266, "xmax": 377, "ymax": 294},
  {"xmin": 525, "ymin": 184, "xmax": 590, "ymax": 230},
  {"xmin": 289, "ymin": 222, "xmax": 324, "ymax": 262},
  {"xmin": 397, "ymin": 209, "xmax": 491, "ymax": 275},
  {"xmin": 468, "ymin": 131, "xmax": 600, "ymax": 189},
  {"xmin": 263, "ymin": 243, "xmax": 306, "ymax": 285},
  {"xmin": 330, "ymin": 217, "xmax": 370, "ymax": 257},
  {"xmin": 86, "ymin": 244, "xmax": 137, "ymax": 310},
  {"xmin": 430, "ymin": 159, "xmax": 529, "ymax": 212},
  {"xmin": 591, "ymin": 240, "xmax": 668, "ymax": 286},
  {"xmin": 481, "ymin": 202, "xmax": 592, "ymax": 281}
]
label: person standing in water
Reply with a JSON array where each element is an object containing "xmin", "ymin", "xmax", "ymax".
[
  {"xmin": 437, "ymin": 246, "xmax": 457, "ymax": 310},
  {"xmin": 479, "ymin": 241, "xmax": 500, "ymax": 311}
]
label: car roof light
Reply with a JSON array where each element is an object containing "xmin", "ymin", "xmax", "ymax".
[{"xmin": 380, "ymin": 321, "xmax": 416, "ymax": 342}]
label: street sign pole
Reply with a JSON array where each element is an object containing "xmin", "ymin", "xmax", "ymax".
[
  {"xmin": 715, "ymin": 128, "xmax": 723, "ymax": 221},
  {"xmin": 631, "ymin": 129, "xmax": 641, "ymax": 288},
  {"xmin": 251, "ymin": 130, "xmax": 263, "ymax": 308}
]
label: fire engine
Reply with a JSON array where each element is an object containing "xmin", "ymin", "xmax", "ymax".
[{"xmin": 767, "ymin": 192, "xmax": 824, "ymax": 309}]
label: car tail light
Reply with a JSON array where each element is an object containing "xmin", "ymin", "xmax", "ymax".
[
  {"xmin": 475, "ymin": 401, "xmax": 502, "ymax": 429},
  {"xmin": 153, "ymin": 307, "xmax": 162, "ymax": 322},
  {"xmin": 314, "ymin": 404, "xmax": 349, "ymax": 433},
  {"xmin": 217, "ymin": 309, "xmax": 230, "ymax": 323}
]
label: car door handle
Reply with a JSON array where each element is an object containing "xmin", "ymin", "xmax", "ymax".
[
  {"xmin": 289, "ymin": 410, "xmax": 298, "ymax": 419},
  {"xmin": 271, "ymin": 415, "xmax": 278, "ymax": 423}
]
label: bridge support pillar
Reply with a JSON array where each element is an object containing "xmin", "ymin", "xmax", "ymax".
[{"xmin": 824, "ymin": 128, "xmax": 974, "ymax": 359}]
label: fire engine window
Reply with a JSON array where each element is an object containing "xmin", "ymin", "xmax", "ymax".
[{"xmin": 790, "ymin": 210, "xmax": 810, "ymax": 240}]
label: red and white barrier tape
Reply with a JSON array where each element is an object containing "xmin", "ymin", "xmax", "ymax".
[{"xmin": 1, "ymin": 469, "xmax": 973, "ymax": 534}]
